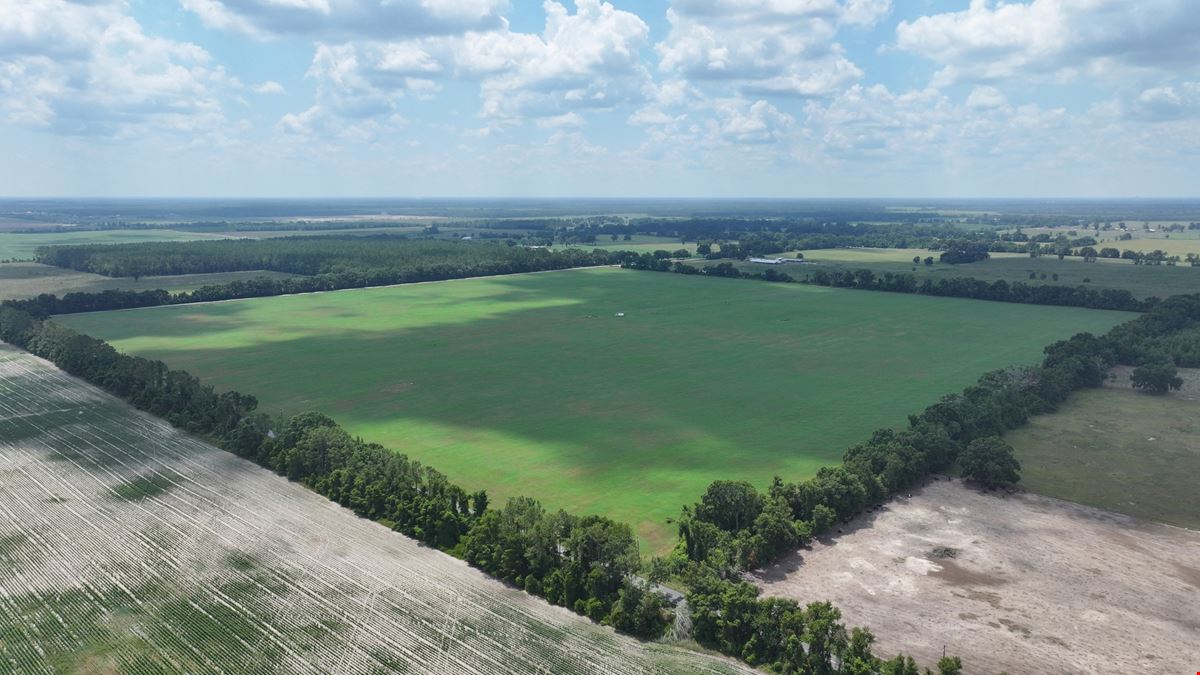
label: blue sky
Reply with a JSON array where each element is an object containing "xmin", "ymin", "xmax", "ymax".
[{"xmin": 2, "ymin": 0, "xmax": 1198, "ymax": 197}]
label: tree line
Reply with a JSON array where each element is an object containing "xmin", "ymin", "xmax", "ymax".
[
  {"xmin": 0, "ymin": 295, "xmax": 972, "ymax": 671},
  {"xmin": 36, "ymin": 237, "xmax": 633, "ymax": 279},
  {"xmin": 0, "ymin": 303, "xmax": 666, "ymax": 639},
  {"xmin": 16, "ymin": 240, "xmax": 633, "ymax": 317},
  {"xmin": 624, "ymin": 254, "xmax": 1155, "ymax": 313},
  {"xmin": 659, "ymin": 294, "xmax": 1200, "ymax": 672}
]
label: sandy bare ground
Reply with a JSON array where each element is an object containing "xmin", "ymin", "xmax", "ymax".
[
  {"xmin": 0, "ymin": 344, "xmax": 750, "ymax": 674},
  {"xmin": 752, "ymin": 480, "xmax": 1200, "ymax": 674}
]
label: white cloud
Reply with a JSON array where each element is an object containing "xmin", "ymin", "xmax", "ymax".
[
  {"xmin": 254, "ymin": 80, "xmax": 286, "ymax": 94},
  {"xmin": 472, "ymin": 0, "xmax": 651, "ymax": 120},
  {"xmin": 0, "ymin": 0, "xmax": 229, "ymax": 137},
  {"xmin": 896, "ymin": 0, "xmax": 1200, "ymax": 86},
  {"xmin": 536, "ymin": 112, "xmax": 586, "ymax": 129},
  {"xmin": 281, "ymin": 0, "xmax": 651, "ymax": 134},
  {"xmin": 712, "ymin": 98, "xmax": 793, "ymax": 144},
  {"xmin": 966, "ymin": 85, "xmax": 1006, "ymax": 110},
  {"xmin": 656, "ymin": 0, "xmax": 881, "ymax": 97},
  {"xmin": 181, "ymin": 0, "xmax": 508, "ymax": 40},
  {"xmin": 1128, "ymin": 82, "xmax": 1200, "ymax": 121}
]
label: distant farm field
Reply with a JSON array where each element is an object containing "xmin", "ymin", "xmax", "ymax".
[
  {"xmin": 57, "ymin": 268, "xmax": 1129, "ymax": 551},
  {"xmin": 0, "ymin": 229, "xmax": 229, "ymax": 261},
  {"xmin": 726, "ymin": 248, "xmax": 1200, "ymax": 299},
  {"xmin": 0, "ymin": 262, "xmax": 303, "ymax": 301},
  {"xmin": 1006, "ymin": 366, "xmax": 1200, "ymax": 530}
]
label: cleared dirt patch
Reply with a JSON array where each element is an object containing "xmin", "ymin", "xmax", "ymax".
[{"xmin": 752, "ymin": 480, "xmax": 1200, "ymax": 674}]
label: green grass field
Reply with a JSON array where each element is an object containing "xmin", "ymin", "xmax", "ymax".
[
  {"xmin": 57, "ymin": 268, "xmax": 1128, "ymax": 551},
  {"xmin": 556, "ymin": 235, "xmax": 698, "ymax": 255},
  {"xmin": 0, "ymin": 263, "xmax": 304, "ymax": 301},
  {"xmin": 1006, "ymin": 367, "xmax": 1200, "ymax": 530},
  {"xmin": 0, "ymin": 229, "xmax": 229, "ymax": 261}
]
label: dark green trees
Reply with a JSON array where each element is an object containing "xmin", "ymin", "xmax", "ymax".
[
  {"xmin": 958, "ymin": 437, "xmax": 1021, "ymax": 489},
  {"xmin": 1130, "ymin": 354, "xmax": 1184, "ymax": 394}
]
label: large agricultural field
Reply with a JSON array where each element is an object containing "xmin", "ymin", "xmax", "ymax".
[
  {"xmin": 56, "ymin": 267, "xmax": 1129, "ymax": 551},
  {"xmin": 748, "ymin": 248, "xmax": 1200, "ymax": 299},
  {"xmin": 753, "ymin": 480, "xmax": 1200, "ymax": 673},
  {"xmin": 0, "ymin": 344, "xmax": 750, "ymax": 674},
  {"xmin": 1006, "ymin": 366, "xmax": 1200, "ymax": 530}
]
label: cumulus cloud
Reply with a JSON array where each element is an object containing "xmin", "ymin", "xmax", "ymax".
[
  {"xmin": 254, "ymin": 80, "xmax": 286, "ymax": 94},
  {"xmin": 800, "ymin": 83, "xmax": 1080, "ymax": 164},
  {"xmin": 0, "ymin": 0, "xmax": 229, "ymax": 136},
  {"xmin": 471, "ymin": 0, "xmax": 651, "ymax": 120},
  {"xmin": 711, "ymin": 98, "xmax": 793, "ymax": 144},
  {"xmin": 896, "ymin": 0, "xmax": 1200, "ymax": 86},
  {"xmin": 281, "ymin": 0, "xmax": 650, "ymax": 134},
  {"xmin": 1128, "ymin": 82, "xmax": 1200, "ymax": 121},
  {"xmin": 656, "ymin": 0, "xmax": 883, "ymax": 97},
  {"xmin": 181, "ymin": 0, "xmax": 507, "ymax": 40},
  {"xmin": 966, "ymin": 85, "xmax": 1007, "ymax": 110}
]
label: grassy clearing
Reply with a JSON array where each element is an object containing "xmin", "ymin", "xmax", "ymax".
[
  {"xmin": 1006, "ymin": 366, "xmax": 1200, "ymax": 529},
  {"xmin": 556, "ymin": 235, "xmax": 698, "ymax": 255},
  {"xmin": 0, "ymin": 230, "xmax": 229, "ymax": 261},
  {"xmin": 0, "ymin": 344, "xmax": 750, "ymax": 674},
  {"xmin": 0, "ymin": 263, "xmax": 304, "ymax": 301},
  {"xmin": 57, "ymin": 268, "xmax": 1127, "ymax": 551}
]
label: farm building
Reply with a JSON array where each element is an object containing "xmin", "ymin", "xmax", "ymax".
[{"xmin": 748, "ymin": 257, "xmax": 786, "ymax": 264}]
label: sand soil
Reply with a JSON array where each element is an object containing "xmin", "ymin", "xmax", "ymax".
[{"xmin": 752, "ymin": 479, "xmax": 1200, "ymax": 674}]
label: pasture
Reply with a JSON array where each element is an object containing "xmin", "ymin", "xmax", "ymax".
[
  {"xmin": 0, "ymin": 263, "xmax": 303, "ymax": 301},
  {"xmin": 1006, "ymin": 366, "xmax": 1200, "ymax": 529},
  {"xmin": 558, "ymin": 235, "xmax": 698, "ymax": 255},
  {"xmin": 56, "ymin": 268, "xmax": 1128, "ymax": 551},
  {"xmin": 0, "ymin": 229, "xmax": 229, "ymax": 261},
  {"xmin": 0, "ymin": 344, "xmax": 749, "ymax": 674}
]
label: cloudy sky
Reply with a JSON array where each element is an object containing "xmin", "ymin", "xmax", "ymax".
[{"xmin": 2, "ymin": 0, "xmax": 1198, "ymax": 197}]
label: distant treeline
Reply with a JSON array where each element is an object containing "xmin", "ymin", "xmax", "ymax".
[
  {"xmin": 37, "ymin": 237, "xmax": 631, "ymax": 278},
  {"xmin": 626, "ymin": 254, "xmax": 1156, "ymax": 313},
  {"xmin": 16, "ymin": 240, "xmax": 630, "ymax": 317}
]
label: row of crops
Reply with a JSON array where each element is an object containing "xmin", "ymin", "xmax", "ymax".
[{"xmin": 0, "ymin": 345, "xmax": 750, "ymax": 675}]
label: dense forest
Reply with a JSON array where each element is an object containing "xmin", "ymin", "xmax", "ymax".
[{"xmin": 37, "ymin": 237, "xmax": 631, "ymax": 278}]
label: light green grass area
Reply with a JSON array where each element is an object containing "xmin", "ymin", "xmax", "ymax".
[
  {"xmin": 782, "ymin": 248, "xmax": 936, "ymax": 263},
  {"xmin": 0, "ymin": 229, "xmax": 229, "ymax": 261},
  {"xmin": 0, "ymin": 263, "xmax": 303, "ymax": 301},
  {"xmin": 1007, "ymin": 367, "xmax": 1200, "ymax": 530},
  {"xmin": 57, "ymin": 268, "xmax": 1128, "ymax": 551}
]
